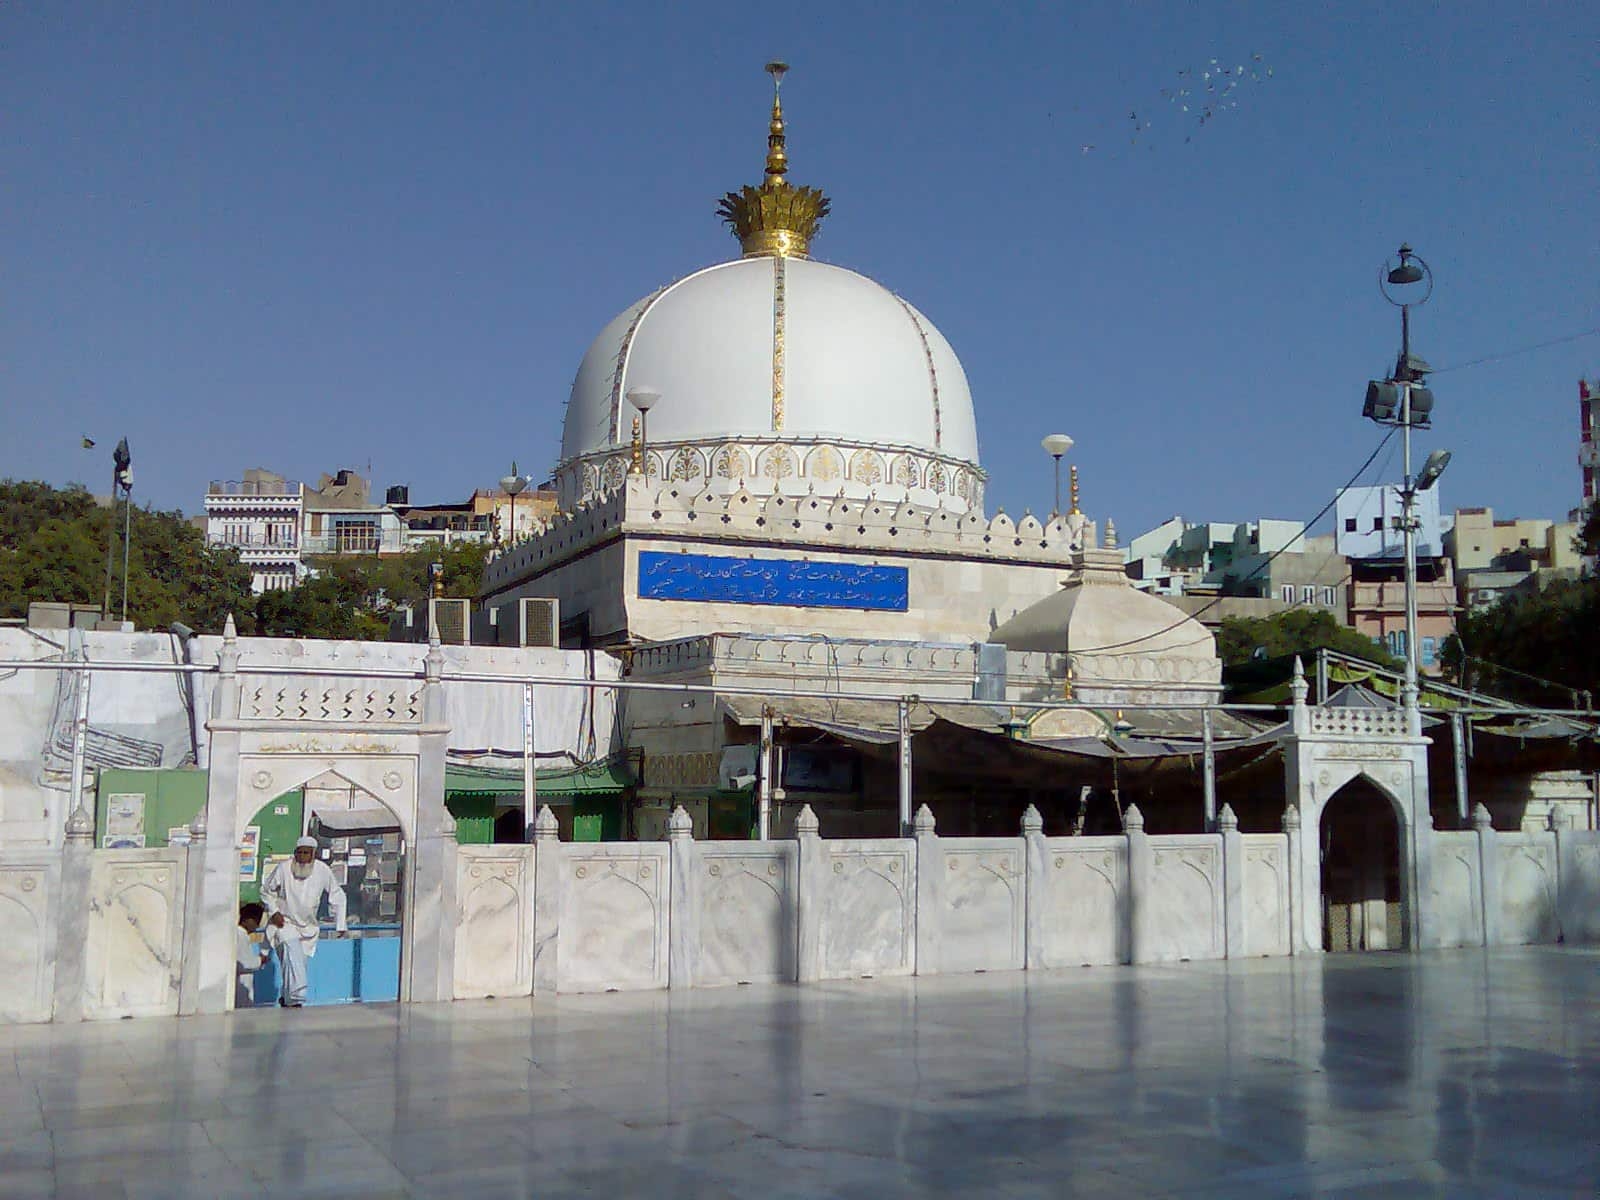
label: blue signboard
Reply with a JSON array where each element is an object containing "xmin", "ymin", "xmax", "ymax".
[{"xmin": 638, "ymin": 551, "xmax": 908, "ymax": 611}]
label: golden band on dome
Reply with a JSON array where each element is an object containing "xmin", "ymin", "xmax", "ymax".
[{"xmin": 717, "ymin": 62, "xmax": 830, "ymax": 259}]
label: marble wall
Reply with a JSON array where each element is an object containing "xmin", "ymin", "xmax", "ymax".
[
  {"xmin": 453, "ymin": 845, "xmax": 534, "ymax": 1000},
  {"xmin": 1496, "ymin": 832, "xmax": 1560, "ymax": 945},
  {"xmin": 1142, "ymin": 837, "xmax": 1225, "ymax": 963},
  {"xmin": 1031, "ymin": 837, "xmax": 1127, "ymax": 968},
  {"xmin": 929, "ymin": 838, "xmax": 1026, "ymax": 974},
  {"xmin": 1241, "ymin": 834, "xmax": 1291, "ymax": 958},
  {"xmin": 816, "ymin": 839, "xmax": 916, "ymax": 979},
  {"xmin": 84, "ymin": 849, "xmax": 187, "ymax": 1020},
  {"xmin": 690, "ymin": 844, "xmax": 797, "ymax": 987},
  {"xmin": 558, "ymin": 843, "xmax": 670, "ymax": 992},
  {"xmin": 0, "ymin": 854, "xmax": 56, "ymax": 1023},
  {"xmin": 1430, "ymin": 831, "xmax": 1484, "ymax": 949}
]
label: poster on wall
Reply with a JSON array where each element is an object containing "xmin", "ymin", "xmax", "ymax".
[
  {"xmin": 238, "ymin": 826, "xmax": 262, "ymax": 881},
  {"xmin": 167, "ymin": 826, "xmax": 192, "ymax": 848},
  {"xmin": 106, "ymin": 793, "xmax": 146, "ymax": 839}
]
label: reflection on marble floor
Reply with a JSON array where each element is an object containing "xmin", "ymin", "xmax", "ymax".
[{"xmin": 1, "ymin": 947, "xmax": 1596, "ymax": 1199}]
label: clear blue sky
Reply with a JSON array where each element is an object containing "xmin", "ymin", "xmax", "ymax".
[{"xmin": 5, "ymin": 3, "xmax": 1596, "ymax": 538}]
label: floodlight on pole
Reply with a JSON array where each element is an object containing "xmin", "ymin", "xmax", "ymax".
[
  {"xmin": 1416, "ymin": 448, "xmax": 1452, "ymax": 492},
  {"xmin": 1040, "ymin": 433, "xmax": 1073, "ymax": 519},
  {"xmin": 1361, "ymin": 242, "xmax": 1439, "ymax": 720}
]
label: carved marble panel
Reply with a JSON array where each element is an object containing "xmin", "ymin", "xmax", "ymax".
[
  {"xmin": 1241, "ymin": 835, "xmax": 1290, "ymax": 958},
  {"xmin": 939, "ymin": 840, "xmax": 1024, "ymax": 973},
  {"xmin": 696, "ymin": 845, "xmax": 797, "ymax": 987},
  {"xmin": 821, "ymin": 840, "xmax": 915, "ymax": 979},
  {"xmin": 1430, "ymin": 833, "xmax": 1482, "ymax": 949},
  {"xmin": 85, "ymin": 850, "xmax": 187, "ymax": 1020},
  {"xmin": 559, "ymin": 845, "xmax": 669, "ymax": 992},
  {"xmin": 1499, "ymin": 835, "xmax": 1558, "ymax": 945},
  {"xmin": 1145, "ymin": 837, "xmax": 1223, "ymax": 962},
  {"xmin": 1038, "ymin": 838, "xmax": 1126, "ymax": 967},
  {"xmin": 0, "ymin": 858, "xmax": 54, "ymax": 1023},
  {"xmin": 454, "ymin": 846, "xmax": 533, "ymax": 1000}
]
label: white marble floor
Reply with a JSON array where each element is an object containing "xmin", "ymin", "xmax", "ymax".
[{"xmin": 2, "ymin": 947, "xmax": 1597, "ymax": 1199}]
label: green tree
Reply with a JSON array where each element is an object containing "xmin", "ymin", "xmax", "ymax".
[
  {"xmin": 0, "ymin": 480, "xmax": 254, "ymax": 632},
  {"xmin": 1446, "ymin": 577, "xmax": 1599, "ymax": 705},
  {"xmin": 1576, "ymin": 502, "xmax": 1600, "ymax": 559},
  {"xmin": 257, "ymin": 541, "xmax": 494, "ymax": 640},
  {"xmin": 1215, "ymin": 608, "xmax": 1399, "ymax": 669},
  {"xmin": 254, "ymin": 572, "xmax": 388, "ymax": 641}
]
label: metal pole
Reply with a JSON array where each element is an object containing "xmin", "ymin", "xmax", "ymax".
[
  {"xmin": 1052, "ymin": 456, "xmax": 1062, "ymax": 519},
  {"xmin": 66, "ymin": 660, "xmax": 92, "ymax": 837},
  {"xmin": 101, "ymin": 466, "xmax": 118, "ymax": 620},
  {"xmin": 1201, "ymin": 706, "xmax": 1216, "ymax": 830},
  {"xmin": 119, "ymin": 485, "xmax": 132, "ymax": 624},
  {"xmin": 1316, "ymin": 647, "xmax": 1329, "ymax": 707},
  {"xmin": 897, "ymin": 697, "xmax": 912, "ymax": 834},
  {"xmin": 757, "ymin": 706, "xmax": 773, "ymax": 841},
  {"xmin": 1400, "ymin": 381, "xmax": 1420, "ymax": 715},
  {"xmin": 522, "ymin": 682, "xmax": 537, "ymax": 838},
  {"xmin": 1450, "ymin": 712, "xmax": 1469, "ymax": 826}
]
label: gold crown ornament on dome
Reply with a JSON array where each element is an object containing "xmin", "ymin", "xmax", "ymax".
[{"xmin": 717, "ymin": 62, "xmax": 831, "ymax": 258}]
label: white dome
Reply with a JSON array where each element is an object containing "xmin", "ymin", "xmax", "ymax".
[{"xmin": 559, "ymin": 257, "xmax": 980, "ymax": 470}]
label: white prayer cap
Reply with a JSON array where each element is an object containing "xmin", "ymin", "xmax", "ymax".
[{"xmin": 295, "ymin": 836, "xmax": 317, "ymax": 850}]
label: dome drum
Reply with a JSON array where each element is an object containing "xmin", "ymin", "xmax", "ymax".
[{"xmin": 552, "ymin": 437, "xmax": 985, "ymax": 513}]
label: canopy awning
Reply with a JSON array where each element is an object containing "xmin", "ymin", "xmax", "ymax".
[
  {"xmin": 309, "ymin": 806, "xmax": 403, "ymax": 838},
  {"xmin": 444, "ymin": 756, "xmax": 636, "ymax": 800},
  {"xmin": 721, "ymin": 694, "xmax": 1280, "ymax": 764}
]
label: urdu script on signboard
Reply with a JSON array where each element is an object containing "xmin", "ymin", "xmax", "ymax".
[{"xmin": 638, "ymin": 551, "xmax": 909, "ymax": 611}]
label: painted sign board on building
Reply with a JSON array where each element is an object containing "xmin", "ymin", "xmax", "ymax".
[{"xmin": 638, "ymin": 551, "xmax": 909, "ymax": 611}]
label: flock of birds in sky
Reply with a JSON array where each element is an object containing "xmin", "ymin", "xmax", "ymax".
[{"xmin": 1078, "ymin": 53, "xmax": 1274, "ymax": 157}]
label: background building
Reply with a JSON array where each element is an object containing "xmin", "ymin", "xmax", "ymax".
[
  {"xmin": 1447, "ymin": 505, "xmax": 1583, "ymax": 612},
  {"xmin": 204, "ymin": 469, "xmax": 304, "ymax": 593}
]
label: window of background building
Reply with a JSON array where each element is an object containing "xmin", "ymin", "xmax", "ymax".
[
  {"xmin": 1300, "ymin": 586, "xmax": 1315, "ymax": 604},
  {"xmin": 1281, "ymin": 584, "xmax": 1295, "ymax": 603},
  {"xmin": 1321, "ymin": 586, "xmax": 1335, "ymax": 606},
  {"xmin": 1344, "ymin": 518, "xmax": 1357, "ymax": 532}
]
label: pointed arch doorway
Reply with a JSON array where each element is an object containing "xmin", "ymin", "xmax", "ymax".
[{"xmin": 1320, "ymin": 776, "xmax": 1405, "ymax": 951}]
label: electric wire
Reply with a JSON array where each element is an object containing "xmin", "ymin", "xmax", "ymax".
[
  {"xmin": 1428, "ymin": 327, "xmax": 1600, "ymax": 375},
  {"xmin": 1094, "ymin": 428, "xmax": 1395, "ymax": 659},
  {"xmin": 1094, "ymin": 427, "xmax": 1398, "ymax": 653}
]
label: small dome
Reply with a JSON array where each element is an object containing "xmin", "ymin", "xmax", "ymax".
[
  {"xmin": 558, "ymin": 256, "xmax": 979, "ymax": 468},
  {"xmin": 993, "ymin": 550, "xmax": 1222, "ymax": 697}
]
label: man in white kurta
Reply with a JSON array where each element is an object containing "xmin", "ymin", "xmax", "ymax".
[{"xmin": 262, "ymin": 837, "xmax": 347, "ymax": 1007}]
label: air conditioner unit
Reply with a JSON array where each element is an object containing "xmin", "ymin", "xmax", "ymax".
[
  {"xmin": 429, "ymin": 597, "xmax": 470, "ymax": 646},
  {"xmin": 519, "ymin": 597, "xmax": 560, "ymax": 648}
]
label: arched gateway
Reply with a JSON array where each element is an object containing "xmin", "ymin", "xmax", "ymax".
[
  {"xmin": 179, "ymin": 617, "xmax": 455, "ymax": 1014},
  {"xmin": 1280, "ymin": 660, "xmax": 1436, "ymax": 954}
]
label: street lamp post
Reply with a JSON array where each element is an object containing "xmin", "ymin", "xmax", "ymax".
[
  {"xmin": 1362, "ymin": 243, "xmax": 1450, "ymax": 724},
  {"xmin": 627, "ymin": 387, "xmax": 661, "ymax": 478},
  {"xmin": 500, "ymin": 463, "xmax": 528, "ymax": 546},
  {"xmin": 1040, "ymin": 433, "xmax": 1074, "ymax": 519}
]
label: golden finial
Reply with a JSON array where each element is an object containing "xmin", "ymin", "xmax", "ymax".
[
  {"xmin": 1069, "ymin": 465, "xmax": 1081, "ymax": 515},
  {"xmin": 629, "ymin": 415, "xmax": 643, "ymax": 476},
  {"xmin": 717, "ymin": 62, "xmax": 830, "ymax": 258},
  {"xmin": 764, "ymin": 61, "xmax": 788, "ymax": 187}
]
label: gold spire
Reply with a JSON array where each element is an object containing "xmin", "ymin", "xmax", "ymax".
[
  {"xmin": 717, "ymin": 62, "xmax": 830, "ymax": 258},
  {"xmin": 1069, "ymin": 465, "xmax": 1081, "ymax": 515}
]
